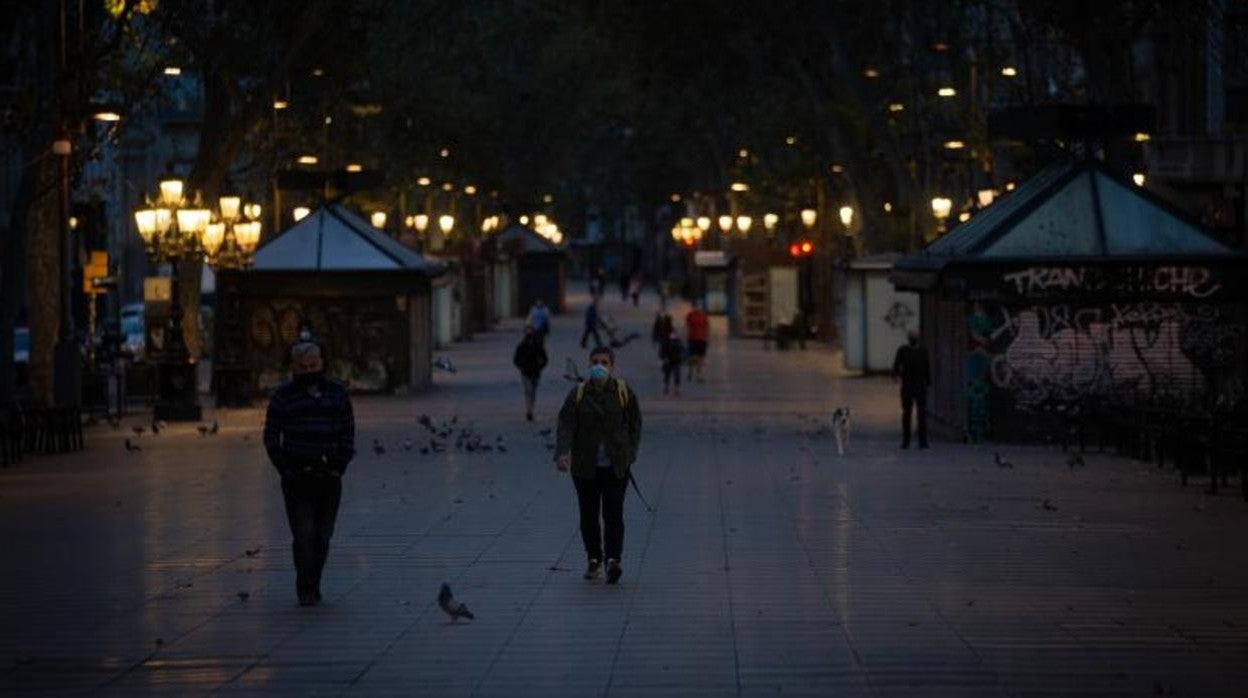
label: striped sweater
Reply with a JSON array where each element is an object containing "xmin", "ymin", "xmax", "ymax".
[{"xmin": 263, "ymin": 377, "xmax": 356, "ymax": 475}]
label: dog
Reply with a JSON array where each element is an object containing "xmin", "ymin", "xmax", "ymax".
[{"xmin": 831, "ymin": 408, "xmax": 852, "ymax": 456}]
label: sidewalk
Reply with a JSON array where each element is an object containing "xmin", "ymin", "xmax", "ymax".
[{"xmin": 1, "ymin": 282, "xmax": 1246, "ymax": 696}]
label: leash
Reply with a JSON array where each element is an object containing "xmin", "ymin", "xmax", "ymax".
[{"xmin": 628, "ymin": 471, "xmax": 656, "ymax": 513}]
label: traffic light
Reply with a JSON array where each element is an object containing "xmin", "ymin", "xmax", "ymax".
[{"xmin": 789, "ymin": 240, "xmax": 815, "ymax": 258}]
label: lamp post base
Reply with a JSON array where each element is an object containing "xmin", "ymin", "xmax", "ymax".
[{"xmin": 154, "ymin": 359, "xmax": 201, "ymax": 422}]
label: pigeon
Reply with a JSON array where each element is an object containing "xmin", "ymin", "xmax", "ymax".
[
  {"xmin": 373, "ymin": 439, "xmax": 386, "ymax": 456},
  {"xmin": 124, "ymin": 438, "xmax": 141, "ymax": 452},
  {"xmin": 208, "ymin": 420, "xmax": 219, "ymax": 435},
  {"xmin": 993, "ymin": 452, "xmax": 1014, "ymax": 469},
  {"xmin": 539, "ymin": 428, "xmax": 552, "ymax": 437},
  {"xmin": 1066, "ymin": 453, "xmax": 1085, "ymax": 469},
  {"xmin": 403, "ymin": 438, "xmax": 413, "ymax": 452},
  {"xmin": 450, "ymin": 416, "xmax": 458, "ymax": 425},
  {"xmin": 418, "ymin": 414, "xmax": 433, "ymax": 430},
  {"xmin": 107, "ymin": 416, "xmax": 121, "ymax": 430},
  {"xmin": 420, "ymin": 447, "xmax": 429, "ymax": 455},
  {"xmin": 236, "ymin": 591, "xmax": 250, "ymax": 602},
  {"xmin": 243, "ymin": 547, "xmax": 261, "ymax": 558},
  {"xmin": 196, "ymin": 425, "xmax": 210, "ymax": 436},
  {"xmin": 434, "ymin": 357, "xmax": 458, "ymax": 373},
  {"xmin": 151, "ymin": 420, "xmax": 166, "ymax": 435},
  {"xmin": 131, "ymin": 425, "xmax": 146, "ymax": 436},
  {"xmin": 437, "ymin": 582, "xmax": 474, "ymax": 621},
  {"xmin": 1040, "ymin": 498, "xmax": 1059, "ymax": 511}
]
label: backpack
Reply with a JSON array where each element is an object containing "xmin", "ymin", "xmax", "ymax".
[{"xmin": 575, "ymin": 379, "xmax": 629, "ymax": 408}]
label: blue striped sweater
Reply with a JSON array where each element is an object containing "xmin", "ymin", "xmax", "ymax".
[{"xmin": 263, "ymin": 377, "xmax": 356, "ymax": 475}]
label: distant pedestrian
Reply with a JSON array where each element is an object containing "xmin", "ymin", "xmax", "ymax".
[
  {"xmin": 618, "ymin": 270, "xmax": 630, "ymax": 302},
  {"xmin": 892, "ymin": 328, "xmax": 931, "ymax": 449},
  {"xmin": 659, "ymin": 330, "xmax": 683, "ymax": 395},
  {"xmin": 592, "ymin": 267, "xmax": 606, "ymax": 296},
  {"xmin": 527, "ymin": 298, "xmax": 551, "ymax": 344},
  {"xmin": 581, "ymin": 294, "xmax": 604, "ymax": 349},
  {"xmin": 263, "ymin": 341, "xmax": 355, "ymax": 607},
  {"xmin": 556, "ymin": 346, "xmax": 643, "ymax": 585},
  {"xmin": 628, "ymin": 273, "xmax": 642, "ymax": 307},
  {"xmin": 513, "ymin": 324, "xmax": 549, "ymax": 422},
  {"xmin": 684, "ymin": 300, "xmax": 709, "ymax": 382},
  {"xmin": 651, "ymin": 312, "xmax": 673, "ymax": 351}
]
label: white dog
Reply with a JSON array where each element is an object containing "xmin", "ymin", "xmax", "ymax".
[{"xmin": 831, "ymin": 408, "xmax": 852, "ymax": 456}]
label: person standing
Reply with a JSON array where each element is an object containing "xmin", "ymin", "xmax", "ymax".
[
  {"xmin": 892, "ymin": 328, "xmax": 931, "ymax": 449},
  {"xmin": 513, "ymin": 324, "xmax": 549, "ymax": 421},
  {"xmin": 526, "ymin": 298, "xmax": 551, "ymax": 345},
  {"xmin": 581, "ymin": 294, "xmax": 604, "ymax": 349},
  {"xmin": 555, "ymin": 346, "xmax": 642, "ymax": 585},
  {"xmin": 684, "ymin": 300, "xmax": 709, "ymax": 382},
  {"xmin": 659, "ymin": 330, "xmax": 683, "ymax": 396},
  {"xmin": 628, "ymin": 273, "xmax": 642, "ymax": 307},
  {"xmin": 263, "ymin": 341, "xmax": 355, "ymax": 606}
]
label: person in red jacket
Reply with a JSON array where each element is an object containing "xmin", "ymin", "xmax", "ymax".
[{"xmin": 684, "ymin": 300, "xmax": 709, "ymax": 383}]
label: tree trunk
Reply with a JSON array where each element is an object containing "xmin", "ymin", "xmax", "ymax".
[{"xmin": 27, "ymin": 157, "xmax": 61, "ymax": 406}]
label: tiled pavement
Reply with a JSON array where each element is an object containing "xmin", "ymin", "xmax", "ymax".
[{"xmin": 2, "ymin": 284, "xmax": 1247, "ymax": 697}]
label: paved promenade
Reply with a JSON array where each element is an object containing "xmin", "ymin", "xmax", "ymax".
[{"xmin": 2, "ymin": 284, "xmax": 1247, "ymax": 696}]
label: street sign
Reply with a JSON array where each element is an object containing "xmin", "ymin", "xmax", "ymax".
[{"xmin": 83, "ymin": 251, "xmax": 109, "ymax": 294}]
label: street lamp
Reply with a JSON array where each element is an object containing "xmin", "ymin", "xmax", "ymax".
[
  {"xmin": 696, "ymin": 216, "xmax": 711, "ymax": 234},
  {"xmin": 931, "ymin": 196, "xmax": 953, "ymax": 236},
  {"xmin": 201, "ymin": 196, "xmax": 263, "ymax": 270},
  {"xmin": 763, "ymin": 213, "xmax": 779, "ymax": 234},
  {"xmin": 132, "ymin": 176, "xmax": 211, "ymax": 421},
  {"xmin": 370, "ymin": 211, "xmax": 388, "ymax": 230},
  {"xmin": 736, "ymin": 215, "xmax": 752, "ymax": 235},
  {"xmin": 414, "ymin": 213, "xmax": 429, "ymax": 235},
  {"xmin": 838, "ymin": 205, "xmax": 854, "ymax": 230},
  {"xmin": 293, "ymin": 206, "xmax": 311, "ymax": 222},
  {"xmin": 438, "ymin": 214, "xmax": 455, "ymax": 236},
  {"xmin": 717, "ymin": 215, "xmax": 733, "ymax": 234},
  {"xmin": 800, "ymin": 208, "xmax": 817, "ymax": 230}
]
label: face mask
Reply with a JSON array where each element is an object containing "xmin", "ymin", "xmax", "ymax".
[
  {"xmin": 294, "ymin": 371, "xmax": 322, "ymax": 388},
  {"xmin": 588, "ymin": 364, "xmax": 610, "ymax": 382}
]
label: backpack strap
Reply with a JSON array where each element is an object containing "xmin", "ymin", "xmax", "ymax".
[{"xmin": 576, "ymin": 379, "xmax": 629, "ymax": 408}]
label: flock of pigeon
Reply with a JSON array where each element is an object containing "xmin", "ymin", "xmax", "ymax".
[{"xmin": 120, "ymin": 418, "xmax": 219, "ymax": 452}]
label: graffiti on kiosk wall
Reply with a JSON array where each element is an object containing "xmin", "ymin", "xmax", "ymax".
[
  {"xmin": 972, "ymin": 301, "xmax": 1245, "ymax": 417},
  {"xmin": 966, "ymin": 304, "xmax": 996, "ymax": 442},
  {"xmin": 1000, "ymin": 265, "xmax": 1223, "ymax": 299},
  {"xmin": 882, "ymin": 301, "xmax": 915, "ymax": 331},
  {"xmin": 245, "ymin": 297, "xmax": 404, "ymax": 393}
]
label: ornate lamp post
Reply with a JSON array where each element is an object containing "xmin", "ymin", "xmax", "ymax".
[
  {"xmin": 201, "ymin": 197, "xmax": 263, "ymax": 271},
  {"xmin": 133, "ymin": 176, "xmax": 211, "ymax": 421}
]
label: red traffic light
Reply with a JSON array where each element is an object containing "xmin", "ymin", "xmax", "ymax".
[{"xmin": 789, "ymin": 243, "xmax": 800, "ymax": 258}]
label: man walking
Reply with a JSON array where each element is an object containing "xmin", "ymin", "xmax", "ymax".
[
  {"xmin": 263, "ymin": 341, "xmax": 355, "ymax": 606},
  {"xmin": 555, "ymin": 346, "xmax": 642, "ymax": 585},
  {"xmin": 580, "ymin": 294, "xmax": 604, "ymax": 349},
  {"xmin": 684, "ymin": 299, "xmax": 709, "ymax": 382},
  {"xmin": 513, "ymin": 324, "xmax": 549, "ymax": 421},
  {"xmin": 526, "ymin": 298, "xmax": 550, "ymax": 345},
  {"xmin": 892, "ymin": 328, "xmax": 931, "ymax": 449}
]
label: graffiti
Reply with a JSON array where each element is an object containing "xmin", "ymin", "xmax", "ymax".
[
  {"xmin": 978, "ymin": 301, "xmax": 1245, "ymax": 415},
  {"xmin": 1000, "ymin": 265, "xmax": 1223, "ymax": 299},
  {"xmin": 882, "ymin": 301, "xmax": 915, "ymax": 330},
  {"xmin": 965, "ymin": 303, "xmax": 994, "ymax": 442}
]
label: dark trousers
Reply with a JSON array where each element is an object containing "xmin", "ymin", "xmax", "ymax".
[
  {"xmin": 580, "ymin": 324, "xmax": 603, "ymax": 348},
  {"xmin": 281, "ymin": 474, "xmax": 342, "ymax": 595},
  {"xmin": 901, "ymin": 389, "xmax": 928, "ymax": 447},
  {"xmin": 662, "ymin": 363, "xmax": 681, "ymax": 390},
  {"xmin": 573, "ymin": 468, "xmax": 628, "ymax": 562}
]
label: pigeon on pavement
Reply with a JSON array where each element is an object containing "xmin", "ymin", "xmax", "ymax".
[
  {"xmin": 437, "ymin": 582, "xmax": 474, "ymax": 621},
  {"xmin": 434, "ymin": 357, "xmax": 458, "ymax": 373},
  {"xmin": 994, "ymin": 452, "xmax": 1014, "ymax": 469},
  {"xmin": 131, "ymin": 425, "xmax": 145, "ymax": 436},
  {"xmin": 373, "ymin": 439, "xmax": 386, "ymax": 456},
  {"xmin": 1066, "ymin": 453, "xmax": 1085, "ymax": 469},
  {"xmin": 208, "ymin": 420, "xmax": 219, "ymax": 435},
  {"xmin": 124, "ymin": 438, "xmax": 141, "ymax": 452}
]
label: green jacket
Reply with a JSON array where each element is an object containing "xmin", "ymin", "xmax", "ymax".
[{"xmin": 556, "ymin": 378, "xmax": 642, "ymax": 479}]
